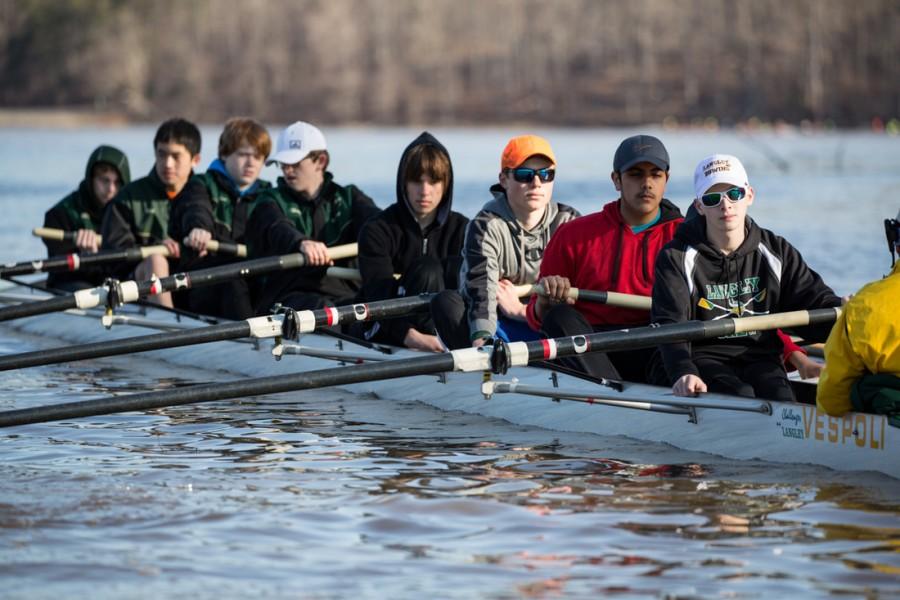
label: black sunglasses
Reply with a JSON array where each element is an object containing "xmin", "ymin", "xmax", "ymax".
[
  {"xmin": 508, "ymin": 167, "xmax": 555, "ymax": 184},
  {"xmin": 699, "ymin": 186, "xmax": 746, "ymax": 208}
]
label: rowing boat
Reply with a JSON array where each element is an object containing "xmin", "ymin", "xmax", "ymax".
[{"xmin": 0, "ymin": 279, "xmax": 895, "ymax": 479}]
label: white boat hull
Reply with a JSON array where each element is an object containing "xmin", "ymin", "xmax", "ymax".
[{"xmin": 1, "ymin": 282, "xmax": 896, "ymax": 479}]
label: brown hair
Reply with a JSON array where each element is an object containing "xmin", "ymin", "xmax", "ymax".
[
  {"xmin": 403, "ymin": 144, "xmax": 450, "ymax": 188},
  {"xmin": 306, "ymin": 149, "xmax": 330, "ymax": 170},
  {"xmin": 218, "ymin": 117, "xmax": 272, "ymax": 159}
]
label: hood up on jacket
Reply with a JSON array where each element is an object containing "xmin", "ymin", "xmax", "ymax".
[
  {"xmin": 81, "ymin": 144, "xmax": 131, "ymax": 216},
  {"xmin": 395, "ymin": 131, "xmax": 454, "ymax": 228}
]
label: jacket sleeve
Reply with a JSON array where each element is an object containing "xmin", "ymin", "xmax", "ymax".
[
  {"xmin": 442, "ymin": 214, "xmax": 468, "ymax": 290},
  {"xmin": 525, "ymin": 220, "xmax": 576, "ymax": 330},
  {"xmin": 349, "ymin": 187, "xmax": 380, "ymax": 241},
  {"xmin": 170, "ymin": 178, "xmax": 215, "ymax": 243},
  {"xmin": 651, "ymin": 246, "xmax": 700, "ymax": 383},
  {"xmin": 777, "ymin": 329, "xmax": 805, "ymax": 370},
  {"xmin": 245, "ymin": 199, "xmax": 305, "ymax": 257},
  {"xmin": 460, "ymin": 217, "xmax": 502, "ymax": 338},
  {"xmin": 816, "ymin": 310, "xmax": 864, "ymax": 416},
  {"xmin": 42, "ymin": 206, "xmax": 77, "ymax": 257},
  {"xmin": 357, "ymin": 217, "xmax": 413, "ymax": 345},
  {"xmin": 100, "ymin": 197, "xmax": 138, "ymax": 250},
  {"xmin": 776, "ymin": 240, "xmax": 842, "ymax": 343}
]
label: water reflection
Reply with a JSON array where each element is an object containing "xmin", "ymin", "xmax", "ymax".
[{"xmin": 1, "ymin": 337, "xmax": 899, "ymax": 598}]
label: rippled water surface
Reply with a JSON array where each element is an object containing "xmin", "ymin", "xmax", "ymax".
[{"xmin": 1, "ymin": 127, "xmax": 900, "ymax": 598}]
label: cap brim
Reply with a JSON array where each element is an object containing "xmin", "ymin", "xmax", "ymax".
[
  {"xmin": 267, "ymin": 149, "xmax": 309, "ymax": 166},
  {"xmin": 619, "ymin": 156, "xmax": 669, "ymax": 172}
]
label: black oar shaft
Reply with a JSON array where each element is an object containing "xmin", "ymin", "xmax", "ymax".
[
  {"xmin": 0, "ymin": 321, "xmax": 253, "ymax": 371},
  {"xmin": 514, "ymin": 308, "xmax": 840, "ymax": 363},
  {"xmin": 0, "ymin": 353, "xmax": 456, "ymax": 428},
  {"xmin": 0, "ymin": 247, "xmax": 147, "ymax": 277},
  {"xmin": 0, "ymin": 296, "xmax": 77, "ymax": 321},
  {"xmin": 0, "ymin": 295, "xmax": 433, "ymax": 371}
]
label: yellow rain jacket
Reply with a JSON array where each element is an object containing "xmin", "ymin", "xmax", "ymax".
[{"xmin": 817, "ymin": 262, "xmax": 900, "ymax": 416}]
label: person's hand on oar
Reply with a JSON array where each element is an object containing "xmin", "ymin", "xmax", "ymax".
[
  {"xmin": 161, "ymin": 237, "xmax": 181, "ymax": 259},
  {"xmin": 300, "ymin": 240, "xmax": 332, "ymax": 266},
  {"xmin": 497, "ymin": 279, "xmax": 526, "ymax": 320},
  {"xmin": 673, "ymin": 374, "xmax": 707, "ymax": 397},
  {"xmin": 184, "ymin": 228, "xmax": 213, "ymax": 257},
  {"xmin": 73, "ymin": 229, "xmax": 101, "ymax": 253},
  {"xmin": 532, "ymin": 274, "xmax": 575, "ymax": 320}
]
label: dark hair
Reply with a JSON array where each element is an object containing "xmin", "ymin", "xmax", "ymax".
[
  {"xmin": 154, "ymin": 118, "xmax": 201, "ymax": 156},
  {"xmin": 218, "ymin": 117, "xmax": 271, "ymax": 159},
  {"xmin": 307, "ymin": 149, "xmax": 330, "ymax": 170},
  {"xmin": 404, "ymin": 144, "xmax": 450, "ymax": 189}
]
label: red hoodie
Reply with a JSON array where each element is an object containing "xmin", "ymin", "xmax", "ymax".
[{"xmin": 527, "ymin": 198, "xmax": 683, "ymax": 329}]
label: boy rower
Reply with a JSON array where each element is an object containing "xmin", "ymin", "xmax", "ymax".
[
  {"xmin": 525, "ymin": 135, "xmax": 683, "ymax": 382},
  {"xmin": 432, "ymin": 134, "xmax": 580, "ymax": 349},
  {"xmin": 101, "ymin": 118, "xmax": 202, "ymax": 308},
  {"xmin": 652, "ymin": 154, "xmax": 841, "ymax": 400},
  {"xmin": 245, "ymin": 121, "xmax": 379, "ymax": 313},
  {"xmin": 171, "ymin": 117, "xmax": 272, "ymax": 319},
  {"xmin": 816, "ymin": 211, "xmax": 900, "ymax": 416},
  {"xmin": 42, "ymin": 145, "xmax": 130, "ymax": 291},
  {"xmin": 357, "ymin": 132, "xmax": 468, "ymax": 351}
]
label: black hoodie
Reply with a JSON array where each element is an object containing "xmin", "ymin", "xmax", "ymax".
[
  {"xmin": 357, "ymin": 132, "xmax": 469, "ymax": 345},
  {"xmin": 651, "ymin": 215, "xmax": 841, "ymax": 383}
]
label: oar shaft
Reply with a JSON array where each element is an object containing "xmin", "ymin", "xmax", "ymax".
[
  {"xmin": 0, "ymin": 246, "xmax": 167, "ymax": 277},
  {"xmin": 0, "ymin": 321, "xmax": 253, "ymax": 371},
  {"xmin": 0, "ymin": 295, "xmax": 433, "ymax": 371},
  {"xmin": 506, "ymin": 308, "xmax": 841, "ymax": 366},
  {"xmin": 0, "ymin": 353, "xmax": 457, "ymax": 428}
]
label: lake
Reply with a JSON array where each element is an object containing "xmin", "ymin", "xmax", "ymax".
[{"xmin": 1, "ymin": 125, "xmax": 899, "ymax": 598}]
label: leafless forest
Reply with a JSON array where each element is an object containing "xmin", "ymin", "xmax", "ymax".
[{"xmin": 1, "ymin": 0, "xmax": 897, "ymax": 126}]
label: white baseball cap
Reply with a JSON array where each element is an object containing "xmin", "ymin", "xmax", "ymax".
[
  {"xmin": 267, "ymin": 121, "xmax": 327, "ymax": 166},
  {"xmin": 693, "ymin": 154, "xmax": 750, "ymax": 199}
]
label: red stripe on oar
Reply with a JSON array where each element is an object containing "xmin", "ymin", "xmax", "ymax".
[
  {"xmin": 540, "ymin": 338, "xmax": 557, "ymax": 360},
  {"xmin": 149, "ymin": 279, "xmax": 163, "ymax": 295},
  {"xmin": 325, "ymin": 306, "xmax": 339, "ymax": 326},
  {"xmin": 66, "ymin": 254, "xmax": 79, "ymax": 271}
]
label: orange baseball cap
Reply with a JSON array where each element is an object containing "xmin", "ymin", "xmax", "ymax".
[{"xmin": 500, "ymin": 135, "xmax": 557, "ymax": 170}]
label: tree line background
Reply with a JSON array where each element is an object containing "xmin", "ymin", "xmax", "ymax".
[{"xmin": 0, "ymin": 0, "xmax": 897, "ymax": 127}]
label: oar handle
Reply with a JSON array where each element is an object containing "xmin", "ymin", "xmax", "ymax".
[
  {"xmin": 139, "ymin": 245, "xmax": 171, "ymax": 259},
  {"xmin": 326, "ymin": 266, "xmax": 362, "ymax": 283},
  {"xmin": 182, "ymin": 237, "xmax": 248, "ymax": 257},
  {"xmin": 33, "ymin": 227, "xmax": 102, "ymax": 244},
  {"xmin": 326, "ymin": 243, "xmax": 358, "ymax": 261},
  {"xmin": 514, "ymin": 284, "xmax": 652, "ymax": 310}
]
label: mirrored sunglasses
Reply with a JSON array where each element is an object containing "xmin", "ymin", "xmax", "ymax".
[
  {"xmin": 509, "ymin": 167, "xmax": 555, "ymax": 184},
  {"xmin": 699, "ymin": 186, "xmax": 746, "ymax": 208}
]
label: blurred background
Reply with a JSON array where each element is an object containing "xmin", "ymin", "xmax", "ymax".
[{"xmin": 0, "ymin": 0, "xmax": 898, "ymax": 129}]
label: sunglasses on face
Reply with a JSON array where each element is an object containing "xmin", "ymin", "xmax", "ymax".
[
  {"xmin": 508, "ymin": 167, "xmax": 556, "ymax": 184},
  {"xmin": 699, "ymin": 186, "xmax": 746, "ymax": 208}
]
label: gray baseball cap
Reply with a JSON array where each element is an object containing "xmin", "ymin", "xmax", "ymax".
[{"xmin": 613, "ymin": 135, "xmax": 670, "ymax": 172}]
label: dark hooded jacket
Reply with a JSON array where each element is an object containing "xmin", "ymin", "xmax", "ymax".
[
  {"xmin": 357, "ymin": 132, "xmax": 469, "ymax": 345},
  {"xmin": 651, "ymin": 215, "xmax": 842, "ymax": 383},
  {"xmin": 169, "ymin": 159, "xmax": 272, "ymax": 249},
  {"xmin": 245, "ymin": 170, "xmax": 379, "ymax": 314},
  {"xmin": 43, "ymin": 145, "xmax": 130, "ymax": 289}
]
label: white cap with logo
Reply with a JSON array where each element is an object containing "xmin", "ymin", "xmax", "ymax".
[
  {"xmin": 693, "ymin": 154, "xmax": 750, "ymax": 199},
  {"xmin": 267, "ymin": 121, "xmax": 327, "ymax": 166}
]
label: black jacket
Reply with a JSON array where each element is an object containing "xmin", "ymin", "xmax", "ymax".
[
  {"xmin": 357, "ymin": 132, "xmax": 469, "ymax": 344},
  {"xmin": 245, "ymin": 173, "xmax": 379, "ymax": 313},
  {"xmin": 651, "ymin": 215, "xmax": 841, "ymax": 383}
]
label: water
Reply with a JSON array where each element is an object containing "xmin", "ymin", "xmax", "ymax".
[{"xmin": 1, "ymin": 127, "xmax": 899, "ymax": 598}]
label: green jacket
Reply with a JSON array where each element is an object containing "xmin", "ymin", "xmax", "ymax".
[{"xmin": 101, "ymin": 167, "xmax": 181, "ymax": 250}]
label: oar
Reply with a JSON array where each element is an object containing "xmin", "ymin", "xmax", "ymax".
[
  {"xmin": 34, "ymin": 227, "xmax": 247, "ymax": 257},
  {"xmin": 0, "ymin": 307, "xmax": 840, "ymax": 428},
  {"xmin": 514, "ymin": 283, "xmax": 652, "ymax": 310},
  {"xmin": 1, "ymin": 245, "xmax": 169, "ymax": 278},
  {"xmin": 0, "ymin": 243, "xmax": 358, "ymax": 323},
  {"xmin": 0, "ymin": 294, "xmax": 430, "ymax": 372}
]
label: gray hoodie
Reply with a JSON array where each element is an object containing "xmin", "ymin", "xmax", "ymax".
[{"xmin": 460, "ymin": 184, "xmax": 579, "ymax": 336}]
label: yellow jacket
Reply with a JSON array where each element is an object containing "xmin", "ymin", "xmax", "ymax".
[{"xmin": 817, "ymin": 262, "xmax": 900, "ymax": 415}]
